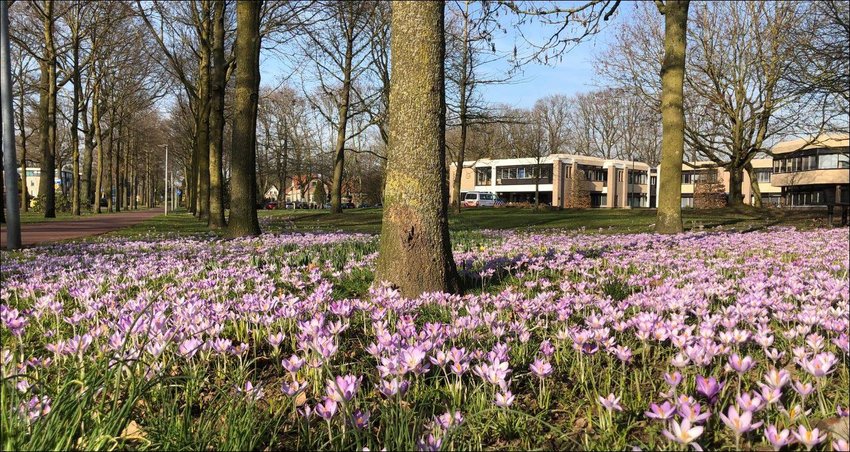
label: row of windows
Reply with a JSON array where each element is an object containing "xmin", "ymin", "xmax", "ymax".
[
  {"xmin": 682, "ymin": 170, "xmax": 718, "ymax": 184},
  {"xmin": 628, "ymin": 171, "xmax": 648, "ymax": 185},
  {"xmin": 773, "ymin": 151, "xmax": 849, "ymax": 173},
  {"xmin": 755, "ymin": 169, "xmax": 772, "ymax": 183},
  {"xmin": 496, "ymin": 166, "xmax": 552, "ymax": 181},
  {"xmin": 786, "ymin": 191, "xmax": 825, "ymax": 206}
]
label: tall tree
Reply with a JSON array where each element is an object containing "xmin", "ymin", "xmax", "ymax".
[
  {"xmin": 655, "ymin": 0, "xmax": 689, "ymax": 233},
  {"xmin": 375, "ymin": 0, "xmax": 461, "ymax": 297},
  {"xmin": 300, "ymin": 1, "xmax": 379, "ymax": 214},
  {"xmin": 207, "ymin": 0, "xmax": 226, "ymax": 228},
  {"xmin": 446, "ymin": 0, "xmax": 507, "ymax": 213},
  {"xmin": 227, "ymin": 0, "xmax": 262, "ymax": 237}
]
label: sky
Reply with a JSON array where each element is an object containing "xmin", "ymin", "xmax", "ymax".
[{"xmin": 258, "ymin": 2, "xmax": 636, "ymax": 111}]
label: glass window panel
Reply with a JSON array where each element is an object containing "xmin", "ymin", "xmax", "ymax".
[
  {"xmin": 820, "ymin": 154, "xmax": 838, "ymax": 169},
  {"xmin": 838, "ymin": 153, "xmax": 849, "ymax": 168}
]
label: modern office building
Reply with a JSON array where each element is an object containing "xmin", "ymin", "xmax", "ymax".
[
  {"xmin": 678, "ymin": 159, "xmax": 781, "ymax": 208},
  {"xmin": 450, "ymin": 154, "xmax": 654, "ymax": 208},
  {"xmin": 16, "ymin": 167, "xmax": 74, "ymax": 198},
  {"xmin": 770, "ymin": 134, "xmax": 849, "ymax": 207},
  {"xmin": 450, "ymin": 134, "xmax": 848, "ymax": 209}
]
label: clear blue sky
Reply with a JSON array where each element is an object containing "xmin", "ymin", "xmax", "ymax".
[{"xmin": 259, "ymin": 3, "xmax": 634, "ymax": 110}]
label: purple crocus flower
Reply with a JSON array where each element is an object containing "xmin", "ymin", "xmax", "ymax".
[
  {"xmin": 763, "ymin": 425, "xmax": 791, "ymax": 451},
  {"xmin": 695, "ymin": 375, "xmax": 724, "ymax": 404},
  {"xmin": 350, "ymin": 409, "xmax": 370, "ymax": 429},
  {"xmin": 325, "ymin": 374, "xmax": 361, "ymax": 402},
  {"xmin": 645, "ymin": 401, "xmax": 677, "ymax": 420},
  {"xmin": 494, "ymin": 390, "xmax": 515, "ymax": 408},
  {"xmin": 529, "ymin": 358, "xmax": 553, "ymax": 378},
  {"xmin": 599, "ymin": 393, "xmax": 623, "ymax": 412},
  {"xmin": 728, "ymin": 354, "xmax": 755, "ymax": 374},
  {"xmin": 792, "ymin": 425, "xmax": 826, "ymax": 451},
  {"xmin": 719, "ymin": 405, "xmax": 763, "ymax": 435},
  {"xmin": 315, "ymin": 397, "xmax": 338, "ymax": 420},
  {"xmin": 282, "ymin": 354, "xmax": 305, "ymax": 374}
]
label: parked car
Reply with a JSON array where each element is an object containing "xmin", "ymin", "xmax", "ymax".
[
  {"xmin": 357, "ymin": 203, "xmax": 371, "ymax": 208},
  {"xmin": 342, "ymin": 202, "xmax": 356, "ymax": 209},
  {"xmin": 264, "ymin": 201, "xmax": 278, "ymax": 210},
  {"xmin": 284, "ymin": 201, "xmax": 295, "ymax": 209},
  {"xmin": 463, "ymin": 191, "xmax": 496, "ymax": 207}
]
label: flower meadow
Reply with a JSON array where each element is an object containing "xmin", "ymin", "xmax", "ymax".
[{"xmin": 1, "ymin": 227, "xmax": 848, "ymax": 451}]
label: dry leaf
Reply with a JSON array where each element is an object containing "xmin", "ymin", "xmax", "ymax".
[{"xmin": 120, "ymin": 420, "xmax": 147, "ymax": 441}]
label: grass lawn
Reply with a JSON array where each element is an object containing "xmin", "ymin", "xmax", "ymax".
[
  {"xmin": 258, "ymin": 206, "xmax": 837, "ymax": 235},
  {"xmin": 43, "ymin": 205, "xmax": 837, "ymax": 243}
]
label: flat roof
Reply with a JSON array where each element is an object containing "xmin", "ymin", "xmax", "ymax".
[{"xmin": 771, "ymin": 133, "xmax": 849, "ymax": 155}]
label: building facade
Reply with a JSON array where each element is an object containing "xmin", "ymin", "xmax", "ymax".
[
  {"xmin": 16, "ymin": 168, "xmax": 74, "ymax": 199},
  {"xmin": 770, "ymin": 134, "xmax": 849, "ymax": 207},
  {"xmin": 450, "ymin": 154, "xmax": 653, "ymax": 208},
  {"xmin": 450, "ymin": 134, "xmax": 848, "ymax": 209},
  {"xmin": 678, "ymin": 159, "xmax": 782, "ymax": 208}
]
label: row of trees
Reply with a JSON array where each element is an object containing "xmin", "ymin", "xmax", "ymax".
[{"xmin": 10, "ymin": 1, "xmax": 168, "ymax": 217}]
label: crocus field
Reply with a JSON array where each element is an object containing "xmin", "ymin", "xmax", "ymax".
[{"xmin": 1, "ymin": 227, "xmax": 848, "ymax": 451}]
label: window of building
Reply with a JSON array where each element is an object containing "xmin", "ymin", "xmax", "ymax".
[
  {"xmin": 819, "ymin": 154, "xmax": 839, "ymax": 169},
  {"xmin": 681, "ymin": 195, "xmax": 694, "ymax": 208},
  {"xmin": 475, "ymin": 168, "xmax": 491, "ymax": 185},
  {"xmin": 839, "ymin": 153, "xmax": 850, "ymax": 168},
  {"xmin": 755, "ymin": 169, "xmax": 772, "ymax": 183},
  {"xmin": 590, "ymin": 193, "xmax": 607, "ymax": 207},
  {"xmin": 628, "ymin": 171, "xmax": 648, "ymax": 185}
]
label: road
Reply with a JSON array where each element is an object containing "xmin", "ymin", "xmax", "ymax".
[{"xmin": 1, "ymin": 209, "xmax": 162, "ymax": 248}]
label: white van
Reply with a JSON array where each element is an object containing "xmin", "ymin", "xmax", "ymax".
[{"xmin": 463, "ymin": 191, "xmax": 496, "ymax": 207}]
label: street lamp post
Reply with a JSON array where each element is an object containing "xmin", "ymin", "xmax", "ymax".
[
  {"xmin": 1, "ymin": 1, "xmax": 21, "ymax": 249},
  {"xmin": 158, "ymin": 144, "xmax": 168, "ymax": 215}
]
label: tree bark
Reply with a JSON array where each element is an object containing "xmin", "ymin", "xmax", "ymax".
[
  {"xmin": 208, "ymin": 0, "xmax": 226, "ymax": 228},
  {"xmin": 37, "ymin": 0, "xmax": 57, "ymax": 218},
  {"xmin": 451, "ymin": 7, "xmax": 470, "ymax": 214},
  {"xmin": 17, "ymin": 68, "xmax": 28, "ymax": 212},
  {"xmin": 70, "ymin": 6, "xmax": 81, "ymax": 216},
  {"xmin": 81, "ymin": 97, "xmax": 94, "ymax": 209},
  {"xmin": 227, "ymin": 0, "xmax": 262, "ymax": 237},
  {"xmin": 655, "ymin": 0, "xmax": 689, "ymax": 234},
  {"xmin": 93, "ymin": 79, "xmax": 104, "ymax": 213},
  {"xmin": 196, "ymin": 29, "xmax": 212, "ymax": 222},
  {"xmin": 727, "ymin": 164, "xmax": 744, "ymax": 207},
  {"xmin": 375, "ymin": 0, "xmax": 461, "ymax": 297},
  {"xmin": 745, "ymin": 162, "xmax": 762, "ymax": 208},
  {"xmin": 330, "ymin": 23, "xmax": 355, "ymax": 214}
]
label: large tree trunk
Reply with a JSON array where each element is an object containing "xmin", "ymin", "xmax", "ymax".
[
  {"xmin": 375, "ymin": 0, "xmax": 461, "ymax": 298},
  {"xmin": 727, "ymin": 164, "xmax": 745, "ymax": 207},
  {"xmin": 37, "ymin": 2, "xmax": 57, "ymax": 218},
  {"xmin": 107, "ymin": 119, "xmax": 114, "ymax": 212},
  {"xmin": 196, "ymin": 41, "xmax": 212, "ymax": 221},
  {"xmin": 451, "ymin": 12, "xmax": 470, "ymax": 214},
  {"xmin": 330, "ymin": 31, "xmax": 355, "ymax": 214},
  {"xmin": 70, "ymin": 10, "xmax": 81, "ymax": 216},
  {"xmin": 745, "ymin": 162, "xmax": 762, "ymax": 208},
  {"xmin": 81, "ymin": 99, "xmax": 94, "ymax": 209},
  {"xmin": 227, "ymin": 0, "xmax": 262, "ymax": 237},
  {"xmin": 93, "ymin": 80, "xmax": 104, "ymax": 213},
  {"xmin": 112, "ymin": 118, "xmax": 121, "ymax": 212},
  {"xmin": 17, "ymin": 74, "xmax": 28, "ymax": 212},
  {"xmin": 655, "ymin": 0, "xmax": 689, "ymax": 234},
  {"xmin": 208, "ymin": 0, "xmax": 226, "ymax": 228}
]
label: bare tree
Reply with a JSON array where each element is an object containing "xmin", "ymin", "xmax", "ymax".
[
  {"xmin": 445, "ymin": 0, "xmax": 509, "ymax": 213},
  {"xmin": 298, "ymin": 0, "xmax": 379, "ymax": 214}
]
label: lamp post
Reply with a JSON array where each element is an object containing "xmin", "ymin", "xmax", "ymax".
[
  {"xmin": 1, "ymin": 1, "xmax": 21, "ymax": 249},
  {"xmin": 158, "ymin": 144, "xmax": 168, "ymax": 215}
]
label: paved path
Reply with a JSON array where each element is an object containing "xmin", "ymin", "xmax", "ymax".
[{"xmin": 1, "ymin": 209, "xmax": 162, "ymax": 248}]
